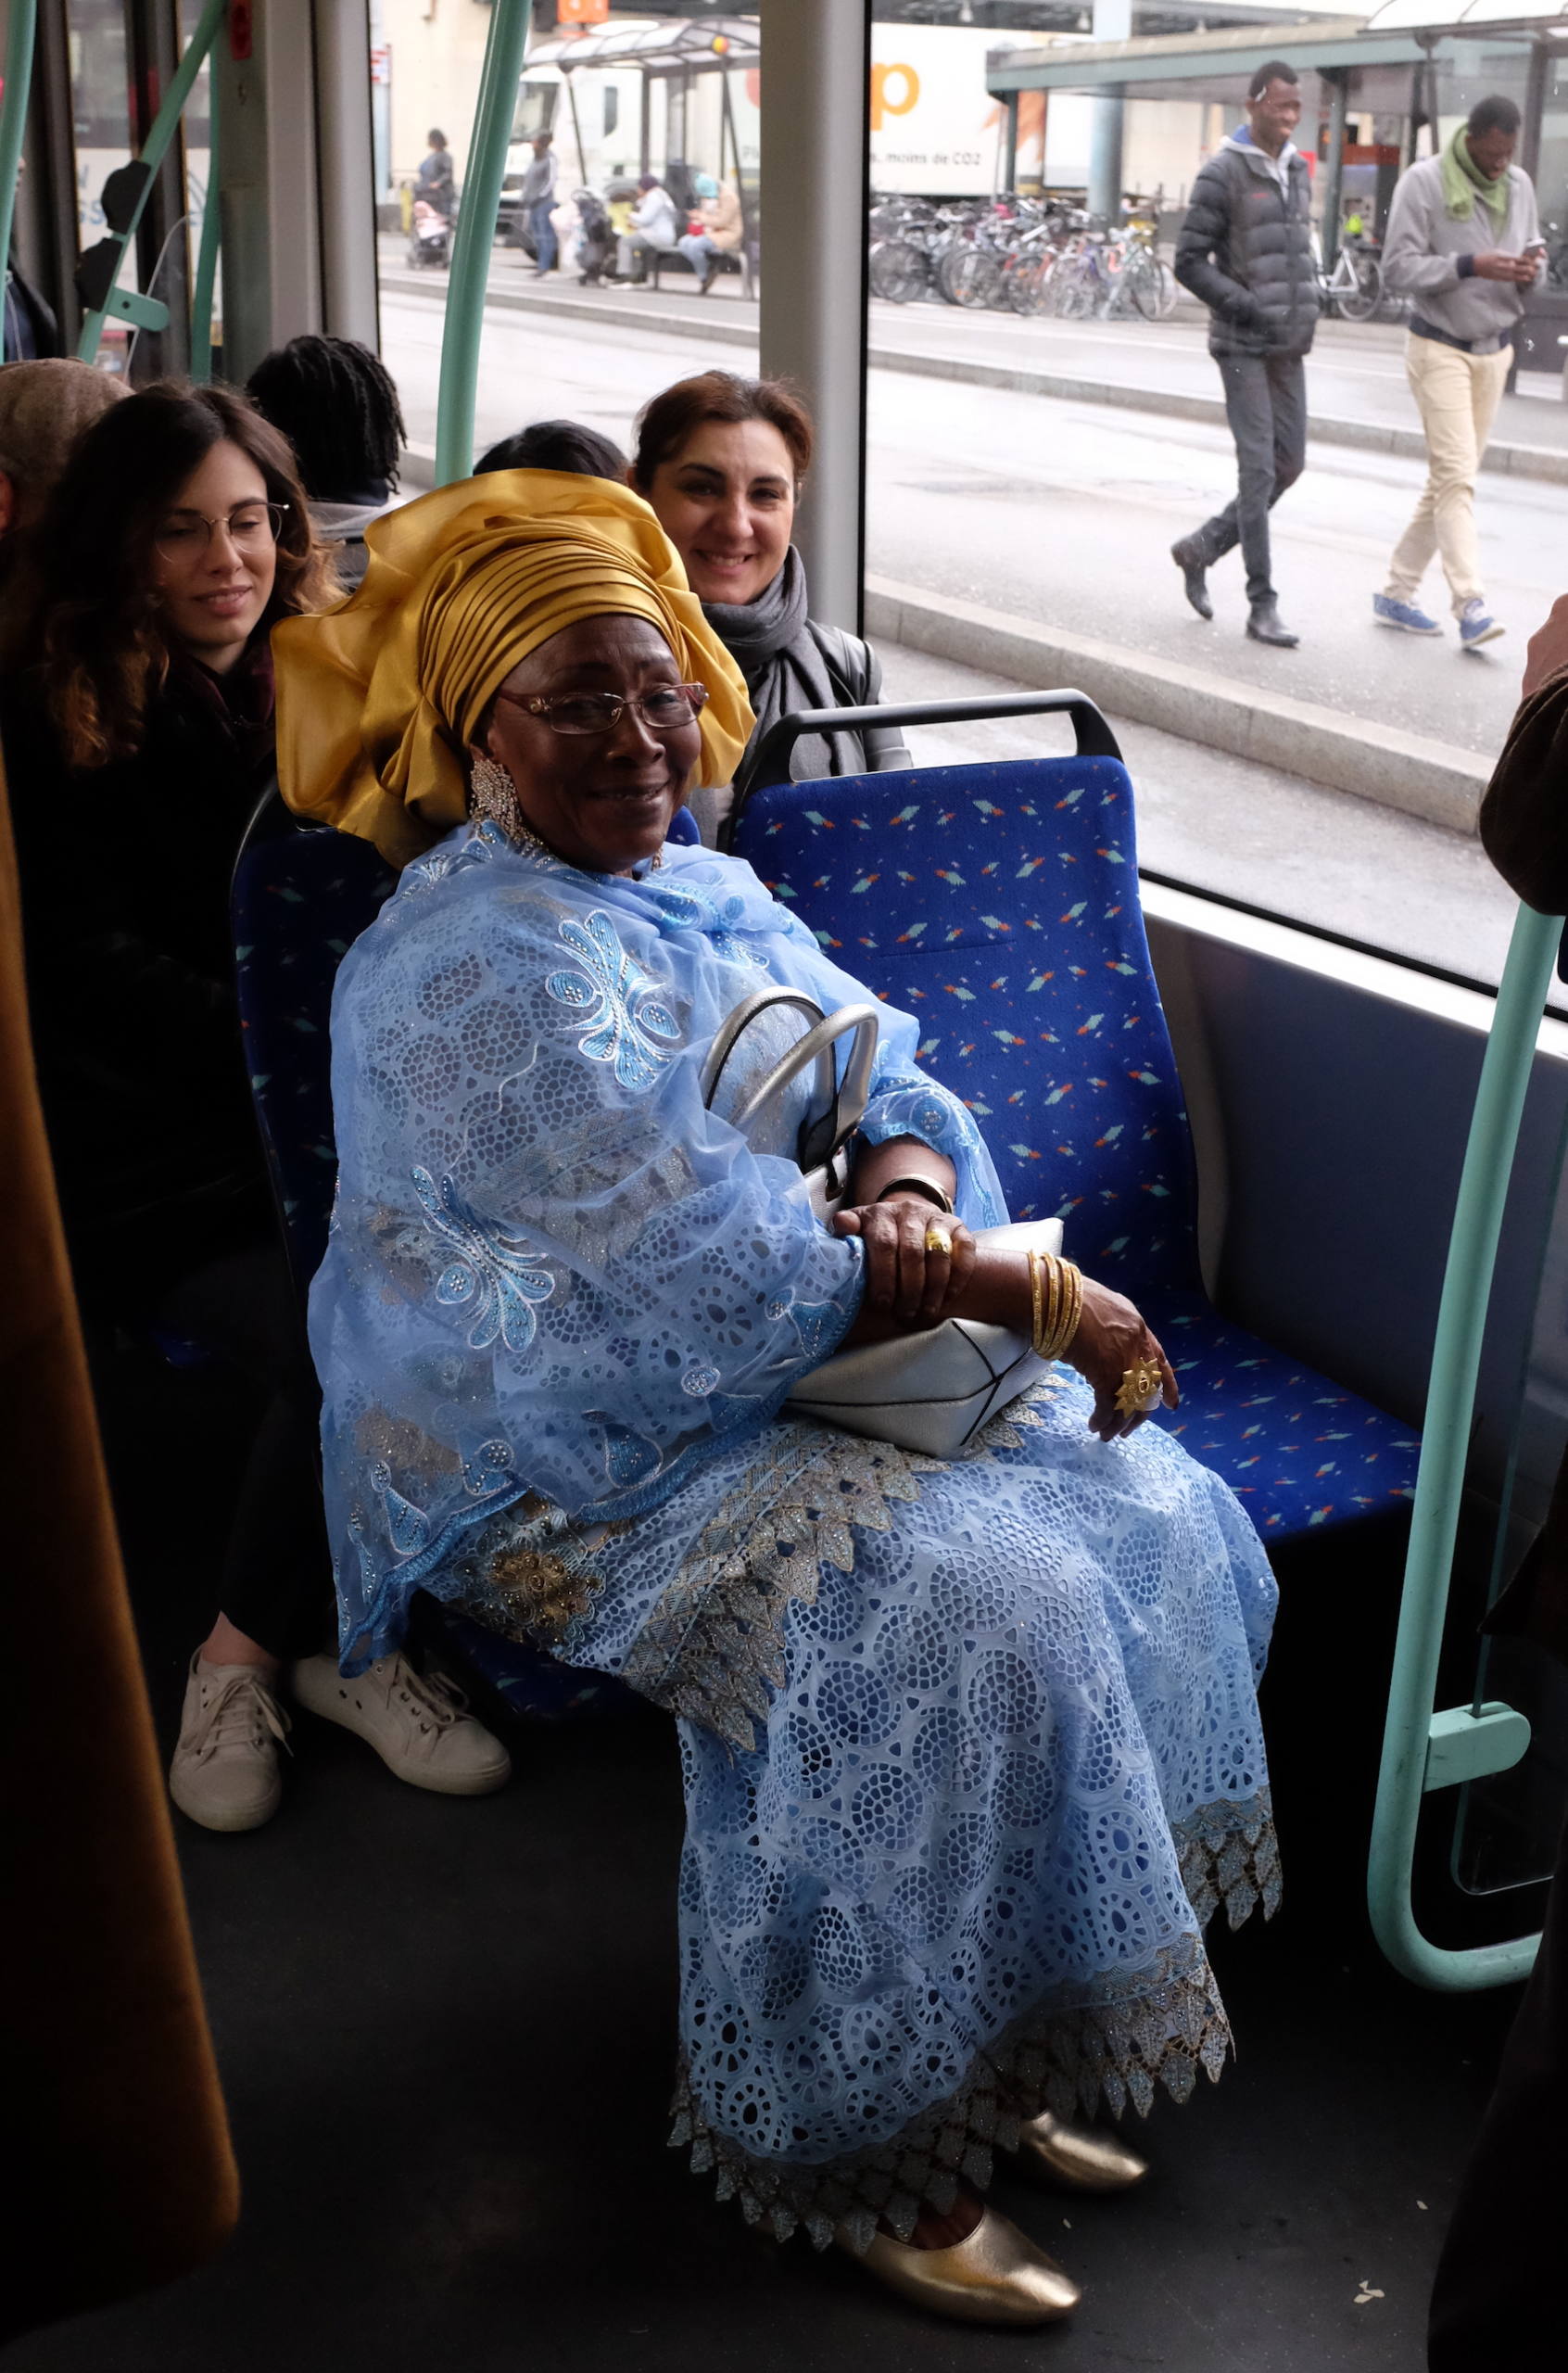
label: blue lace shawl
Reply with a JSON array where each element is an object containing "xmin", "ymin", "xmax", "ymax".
[{"xmin": 313, "ymin": 824, "xmax": 1006, "ymax": 1666}]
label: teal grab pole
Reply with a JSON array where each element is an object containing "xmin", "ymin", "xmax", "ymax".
[
  {"xmin": 76, "ymin": 0, "xmax": 227, "ymax": 366},
  {"xmin": 0, "ymin": 0, "xmax": 39, "ymax": 364},
  {"xmin": 434, "ymin": 0, "xmax": 529, "ymax": 487},
  {"xmin": 188, "ymin": 77, "xmax": 221, "ymax": 385},
  {"xmin": 1367, "ymin": 899, "xmax": 1562, "ymax": 1991}
]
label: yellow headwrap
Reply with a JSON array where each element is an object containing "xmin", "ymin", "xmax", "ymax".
[{"xmin": 272, "ymin": 470, "xmax": 752, "ymax": 867}]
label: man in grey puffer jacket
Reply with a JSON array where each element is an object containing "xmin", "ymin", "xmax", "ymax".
[{"xmin": 1171, "ymin": 62, "xmax": 1321, "ymax": 648}]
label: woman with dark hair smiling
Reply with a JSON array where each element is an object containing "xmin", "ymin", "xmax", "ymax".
[
  {"xmin": 4, "ymin": 380, "xmax": 510, "ymax": 1830},
  {"xmin": 632, "ymin": 370, "xmax": 910, "ymax": 832}
]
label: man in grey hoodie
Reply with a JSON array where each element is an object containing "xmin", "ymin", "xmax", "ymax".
[
  {"xmin": 1374, "ymin": 95, "xmax": 1540, "ymax": 652},
  {"xmin": 1171, "ymin": 62, "xmax": 1321, "ymax": 650}
]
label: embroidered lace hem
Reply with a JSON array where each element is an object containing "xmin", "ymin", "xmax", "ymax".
[
  {"xmin": 669, "ymin": 1790, "xmax": 1280, "ymax": 2252},
  {"xmin": 619, "ymin": 1390, "xmax": 1061, "ymax": 1753}
]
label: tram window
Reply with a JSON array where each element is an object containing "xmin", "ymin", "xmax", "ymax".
[
  {"xmin": 377, "ymin": 16, "xmax": 762, "ymax": 524},
  {"xmin": 861, "ymin": 12, "xmax": 1561, "ymax": 1000}
]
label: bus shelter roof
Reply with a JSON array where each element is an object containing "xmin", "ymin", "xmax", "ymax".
[
  {"xmin": 526, "ymin": 18, "xmax": 760, "ymax": 76},
  {"xmin": 985, "ymin": 17, "xmax": 1441, "ymax": 95}
]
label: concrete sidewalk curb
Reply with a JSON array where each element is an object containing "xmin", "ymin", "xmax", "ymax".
[
  {"xmin": 863, "ymin": 575, "xmax": 1490, "ymax": 837},
  {"xmin": 383, "ymin": 268, "xmax": 1568, "ymax": 488},
  {"xmin": 866, "ymin": 347, "xmax": 1568, "ymax": 487}
]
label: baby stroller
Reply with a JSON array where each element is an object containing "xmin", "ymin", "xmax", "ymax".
[
  {"xmin": 407, "ymin": 197, "xmax": 452, "ymax": 270},
  {"xmin": 572, "ymin": 188, "xmax": 613, "ymax": 286}
]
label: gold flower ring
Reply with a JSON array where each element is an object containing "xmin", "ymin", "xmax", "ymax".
[{"xmin": 1114, "ymin": 1360, "xmax": 1164, "ymax": 1420}]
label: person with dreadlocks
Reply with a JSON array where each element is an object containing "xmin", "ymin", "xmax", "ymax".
[{"xmin": 247, "ymin": 335, "xmax": 407, "ymax": 590}]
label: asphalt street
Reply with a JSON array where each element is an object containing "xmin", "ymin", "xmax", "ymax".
[{"xmin": 381, "ymin": 274, "xmax": 1561, "ymax": 759}]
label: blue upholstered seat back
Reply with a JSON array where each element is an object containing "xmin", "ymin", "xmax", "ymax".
[
  {"xmin": 730, "ymin": 757, "xmax": 1203, "ymax": 1296},
  {"xmin": 232, "ymin": 825, "xmax": 397, "ymax": 1289}
]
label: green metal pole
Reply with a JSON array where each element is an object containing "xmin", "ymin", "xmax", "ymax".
[
  {"xmin": 1367, "ymin": 899, "xmax": 1562, "ymax": 1991},
  {"xmin": 189, "ymin": 67, "xmax": 221, "ymax": 385},
  {"xmin": 434, "ymin": 0, "xmax": 530, "ymax": 487},
  {"xmin": 0, "ymin": 0, "xmax": 39, "ymax": 364},
  {"xmin": 76, "ymin": 0, "xmax": 227, "ymax": 366}
]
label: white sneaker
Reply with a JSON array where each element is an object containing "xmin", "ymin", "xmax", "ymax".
[
  {"xmin": 291, "ymin": 1651, "xmax": 512, "ymax": 1796},
  {"xmin": 169, "ymin": 1655, "xmax": 291, "ymax": 1833}
]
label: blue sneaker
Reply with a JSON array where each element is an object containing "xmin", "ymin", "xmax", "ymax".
[
  {"xmin": 1372, "ymin": 592, "xmax": 1442, "ymax": 636},
  {"xmin": 1459, "ymin": 598, "xmax": 1505, "ymax": 650}
]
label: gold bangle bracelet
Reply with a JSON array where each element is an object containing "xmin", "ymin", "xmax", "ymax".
[
  {"xmin": 1037, "ymin": 1257, "xmax": 1083, "ymax": 1363},
  {"xmin": 1028, "ymin": 1249, "xmax": 1045, "ymax": 1355}
]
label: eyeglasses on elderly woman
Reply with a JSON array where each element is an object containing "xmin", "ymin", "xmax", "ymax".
[{"xmin": 491, "ymin": 680, "xmax": 710, "ymax": 737}]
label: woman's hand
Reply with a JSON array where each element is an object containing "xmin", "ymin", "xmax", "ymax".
[
  {"xmin": 1066, "ymin": 1276, "xmax": 1180, "ymax": 1442},
  {"xmin": 833, "ymin": 1194, "xmax": 977, "ymax": 1326}
]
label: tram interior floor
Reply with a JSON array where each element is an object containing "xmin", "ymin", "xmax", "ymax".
[{"xmin": 16, "ymin": 1350, "xmax": 1529, "ymax": 2373}]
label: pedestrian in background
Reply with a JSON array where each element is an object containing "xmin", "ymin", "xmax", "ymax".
[
  {"xmin": 1374, "ymin": 95, "xmax": 1540, "ymax": 653},
  {"xmin": 417, "ymin": 129, "xmax": 454, "ymax": 222},
  {"xmin": 616, "ymin": 172, "xmax": 678, "ymax": 286},
  {"xmin": 677, "ymin": 172, "xmax": 743, "ymax": 295},
  {"xmin": 1170, "ymin": 60, "xmax": 1321, "ymax": 650},
  {"xmin": 520, "ymin": 131, "xmax": 558, "ymax": 279}
]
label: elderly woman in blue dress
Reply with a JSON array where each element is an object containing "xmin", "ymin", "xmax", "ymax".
[{"xmin": 275, "ymin": 475, "xmax": 1279, "ymax": 2329}]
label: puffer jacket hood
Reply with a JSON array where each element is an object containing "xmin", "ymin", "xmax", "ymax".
[{"xmin": 1174, "ymin": 137, "xmax": 1321, "ymax": 359}]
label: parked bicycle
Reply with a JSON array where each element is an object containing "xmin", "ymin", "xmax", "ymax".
[{"xmin": 1316, "ymin": 235, "xmax": 1383, "ymax": 323}]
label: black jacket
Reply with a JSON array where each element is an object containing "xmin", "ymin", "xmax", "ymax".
[
  {"xmin": 1174, "ymin": 140, "xmax": 1321, "ymax": 360},
  {"xmin": 5, "ymin": 657, "xmax": 279, "ymax": 1313},
  {"xmin": 727, "ymin": 622, "xmax": 912, "ymax": 809}
]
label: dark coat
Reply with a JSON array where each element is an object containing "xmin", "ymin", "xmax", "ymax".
[
  {"xmin": 1174, "ymin": 140, "xmax": 1321, "ymax": 360},
  {"xmin": 4, "ymin": 655, "xmax": 279, "ymax": 1313},
  {"xmin": 1479, "ymin": 668, "xmax": 1568, "ymax": 916}
]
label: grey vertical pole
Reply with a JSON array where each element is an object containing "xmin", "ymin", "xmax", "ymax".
[
  {"xmin": 1321, "ymin": 70, "xmax": 1348, "ymax": 270},
  {"xmin": 758, "ymin": 0, "xmax": 868, "ymax": 633},
  {"xmin": 314, "ymin": 0, "xmax": 380, "ymax": 349},
  {"xmin": 1087, "ymin": 0, "xmax": 1131, "ymax": 222},
  {"xmin": 1003, "ymin": 91, "xmax": 1018, "ymax": 195}
]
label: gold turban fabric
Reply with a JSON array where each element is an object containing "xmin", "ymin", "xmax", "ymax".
[{"xmin": 273, "ymin": 471, "xmax": 752, "ymax": 867}]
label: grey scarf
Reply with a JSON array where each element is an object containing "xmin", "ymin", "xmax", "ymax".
[{"xmin": 702, "ymin": 546, "xmax": 858, "ymax": 789}]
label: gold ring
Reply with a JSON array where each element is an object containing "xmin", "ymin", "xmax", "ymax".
[
  {"xmin": 925, "ymin": 1225, "xmax": 952, "ymax": 1256},
  {"xmin": 1114, "ymin": 1360, "xmax": 1163, "ymax": 1419}
]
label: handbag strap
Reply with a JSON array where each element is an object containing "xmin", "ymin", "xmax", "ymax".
[
  {"xmin": 701, "ymin": 988, "xmax": 832, "ymax": 1112},
  {"xmin": 729, "ymin": 1002, "xmax": 882, "ymax": 1174}
]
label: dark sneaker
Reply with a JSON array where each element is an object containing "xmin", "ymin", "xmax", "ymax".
[
  {"xmin": 1246, "ymin": 601, "xmax": 1299, "ymax": 649},
  {"xmin": 1171, "ymin": 537, "xmax": 1212, "ymax": 621}
]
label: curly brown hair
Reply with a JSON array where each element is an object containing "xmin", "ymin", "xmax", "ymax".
[{"xmin": 19, "ymin": 379, "xmax": 338, "ymax": 768}]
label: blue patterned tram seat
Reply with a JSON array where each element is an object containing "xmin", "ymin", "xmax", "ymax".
[{"xmin": 727, "ymin": 751, "xmax": 1420, "ymax": 1544}]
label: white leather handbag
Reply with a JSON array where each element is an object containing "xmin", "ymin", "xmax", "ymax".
[{"xmin": 705, "ymin": 990, "xmax": 1067, "ymax": 1457}]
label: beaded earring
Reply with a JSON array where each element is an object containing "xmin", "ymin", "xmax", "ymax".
[{"xmin": 467, "ymin": 751, "xmax": 525, "ymax": 842}]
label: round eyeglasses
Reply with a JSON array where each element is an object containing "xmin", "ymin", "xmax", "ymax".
[
  {"xmin": 493, "ymin": 683, "xmax": 710, "ymax": 737},
  {"xmin": 153, "ymin": 501, "xmax": 291, "ymax": 558}
]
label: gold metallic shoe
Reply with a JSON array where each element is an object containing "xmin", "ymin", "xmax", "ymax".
[
  {"xmin": 1010, "ymin": 2109, "xmax": 1150, "ymax": 2193},
  {"xmin": 844, "ymin": 2206, "xmax": 1081, "ymax": 2327}
]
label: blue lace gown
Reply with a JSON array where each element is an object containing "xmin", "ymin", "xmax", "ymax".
[{"xmin": 313, "ymin": 821, "xmax": 1280, "ymax": 2249}]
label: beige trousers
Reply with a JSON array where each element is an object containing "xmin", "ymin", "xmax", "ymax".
[{"xmin": 1385, "ymin": 334, "xmax": 1512, "ymax": 614}]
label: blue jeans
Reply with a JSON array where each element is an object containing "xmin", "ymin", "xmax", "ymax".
[
  {"xmin": 530, "ymin": 199, "xmax": 557, "ymax": 273},
  {"xmin": 677, "ymin": 230, "xmax": 722, "ymax": 282}
]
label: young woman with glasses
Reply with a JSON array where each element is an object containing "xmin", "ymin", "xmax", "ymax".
[{"xmin": 3, "ymin": 380, "xmax": 512, "ymax": 1831}]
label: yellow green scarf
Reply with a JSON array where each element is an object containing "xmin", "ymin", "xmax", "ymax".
[{"xmin": 1441, "ymin": 123, "xmax": 1509, "ymax": 229}]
